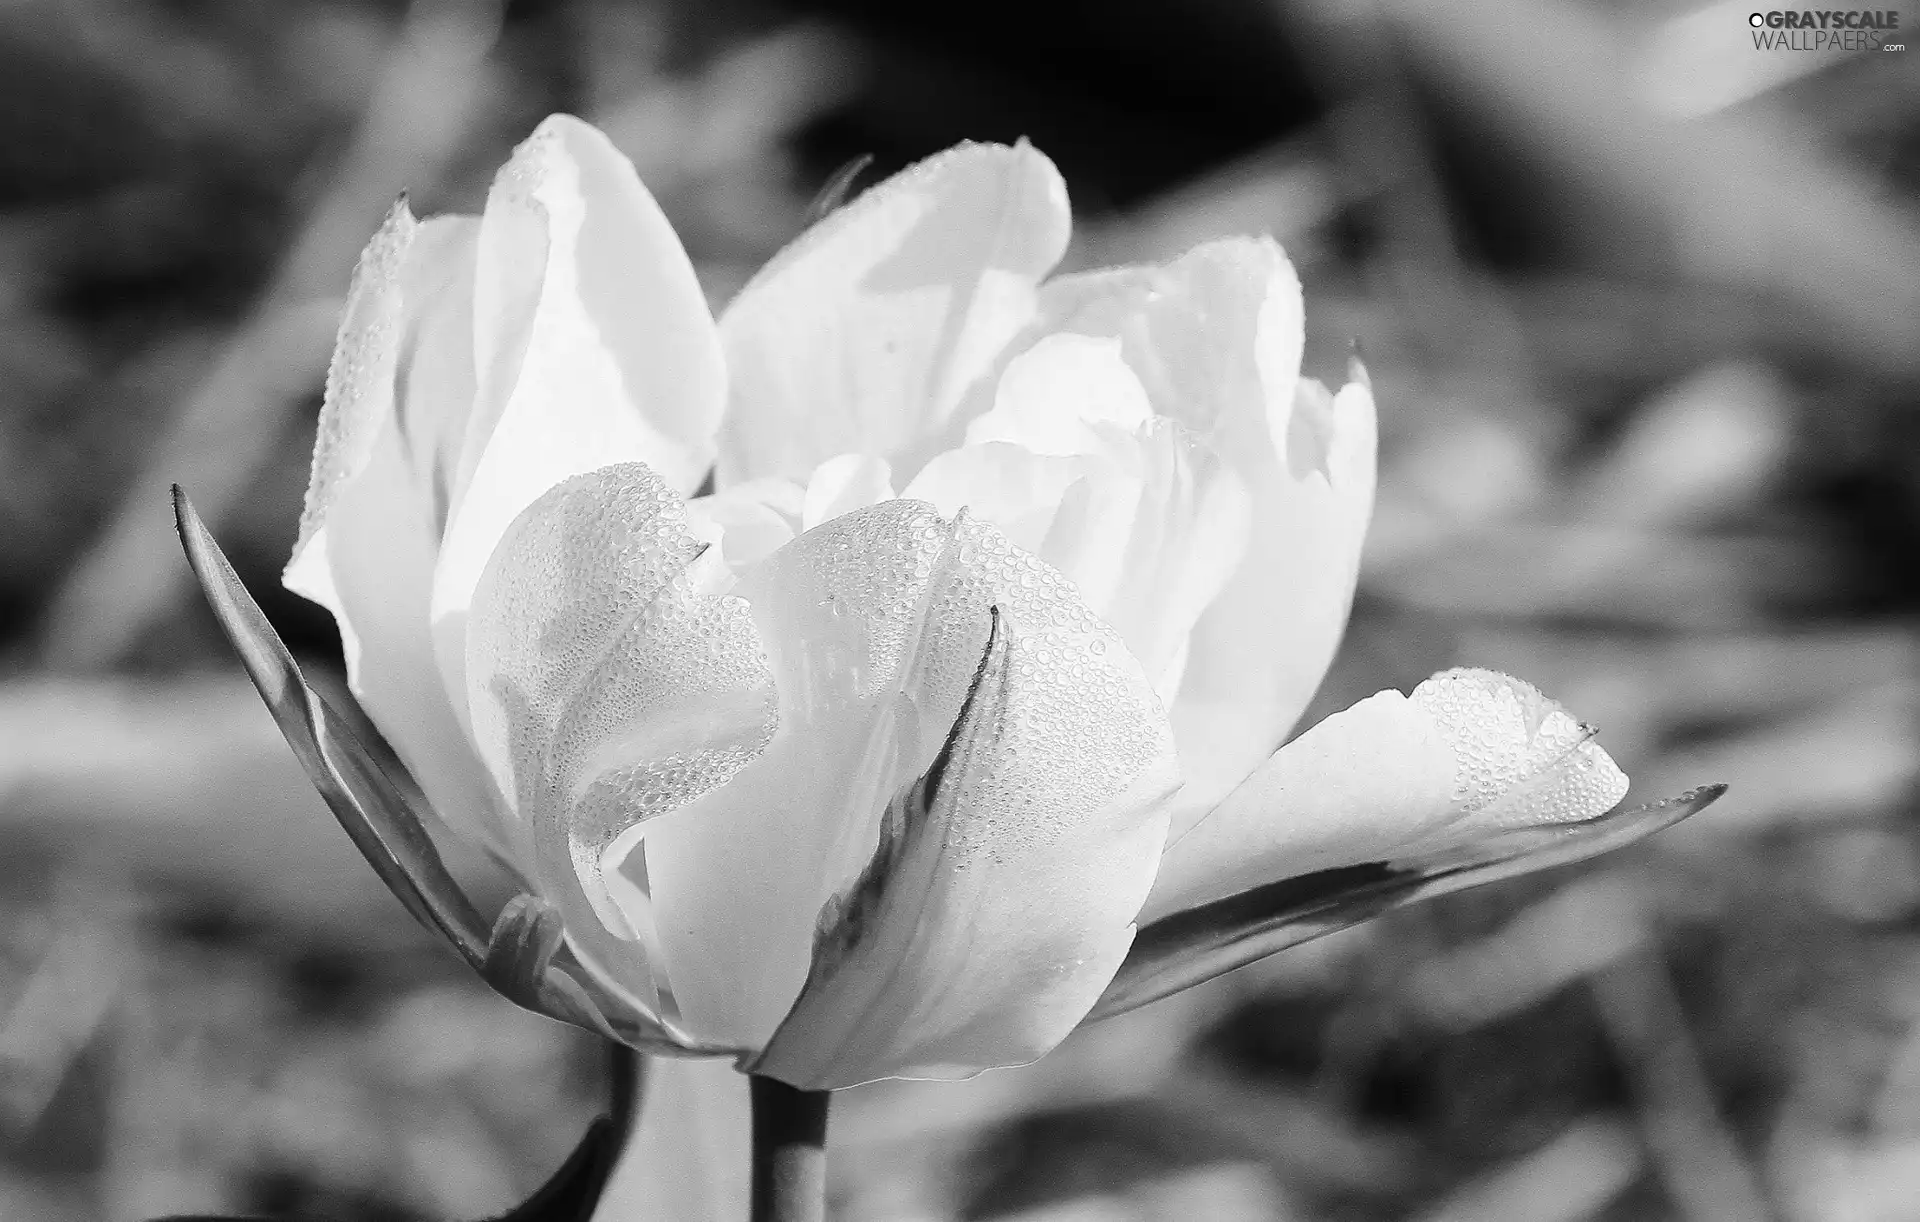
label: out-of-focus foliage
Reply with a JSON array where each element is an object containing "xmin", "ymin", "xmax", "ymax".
[{"xmin": 1, "ymin": 0, "xmax": 1916, "ymax": 1219}]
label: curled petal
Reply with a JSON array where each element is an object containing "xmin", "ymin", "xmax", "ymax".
[
  {"xmin": 632, "ymin": 502, "xmax": 968, "ymax": 1051},
  {"xmin": 1170, "ymin": 369, "xmax": 1375, "ymax": 820},
  {"xmin": 905, "ymin": 334, "xmax": 1249, "ymax": 702},
  {"xmin": 1022, "ymin": 239, "xmax": 1375, "ymax": 819},
  {"xmin": 685, "ymin": 475, "xmax": 808, "ymax": 577},
  {"xmin": 282, "ymin": 200, "xmax": 517, "ymax": 861},
  {"xmin": 716, "ymin": 141, "xmax": 1071, "ymax": 484},
  {"xmin": 633, "ymin": 505, "xmax": 1179, "ymax": 1075},
  {"xmin": 433, "ymin": 114, "xmax": 728, "ymax": 752},
  {"xmin": 743, "ymin": 523, "xmax": 1180, "ymax": 1088},
  {"xmin": 465, "ymin": 462, "xmax": 776, "ymax": 1034},
  {"xmin": 1144, "ymin": 668, "xmax": 1632, "ymax": 924}
]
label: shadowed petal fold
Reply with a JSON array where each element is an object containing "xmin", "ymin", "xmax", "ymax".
[
  {"xmin": 1021, "ymin": 240, "xmax": 1377, "ymax": 821},
  {"xmin": 465, "ymin": 462, "xmax": 776, "ymax": 1033},
  {"xmin": 904, "ymin": 335, "xmax": 1249, "ymax": 702},
  {"xmin": 735, "ymin": 516, "xmax": 1181, "ymax": 1089}
]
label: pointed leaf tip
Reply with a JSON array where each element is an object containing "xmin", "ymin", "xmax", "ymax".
[
  {"xmin": 1089, "ymin": 783, "xmax": 1723, "ymax": 1022},
  {"xmin": 173, "ymin": 486, "xmax": 491, "ymax": 968},
  {"xmin": 1346, "ymin": 340, "xmax": 1371, "ymax": 389},
  {"xmin": 491, "ymin": 1044, "xmax": 643, "ymax": 1222},
  {"xmin": 804, "ymin": 152, "xmax": 875, "ymax": 226},
  {"xmin": 920, "ymin": 603, "xmax": 1005, "ymax": 812}
]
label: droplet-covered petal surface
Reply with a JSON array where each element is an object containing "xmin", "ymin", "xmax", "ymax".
[{"xmin": 1145, "ymin": 668, "xmax": 1631, "ymax": 923}]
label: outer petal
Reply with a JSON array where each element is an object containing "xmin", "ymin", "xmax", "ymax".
[
  {"xmin": 433, "ymin": 115, "xmax": 728, "ymax": 744},
  {"xmin": 714, "ymin": 142, "xmax": 1071, "ymax": 484},
  {"xmin": 464, "ymin": 462, "xmax": 776, "ymax": 1030},
  {"xmin": 1170, "ymin": 370, "xmax": 1375, "ymax": 819},
  {"xmin": 631, "ymin": 505, "xmax": 1178, "ymax": 1071},
  {"xmin": 1025, "ymin": 240, "xmax": 1376, "ymax": 819},
  {"xmin": 750, "ymin": 585, "xmax": 1180, "ymax": 1089},
  {"xmin": 1141, "ymin": 668, "xmax": 1630, "ymax": 923},
  {"xmin": 282, "ymin": 201, "xmax": 516, "ymax": 860}
]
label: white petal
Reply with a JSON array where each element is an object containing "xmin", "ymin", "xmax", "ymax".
[
  {"xmin": 283, "ymin": 202, "xmax": 516, "ymax": 861},
  {"xmin": 800, "ymin": 453, "xmax": 896, "ymax": 530},
  {"xmin": 904, "ymin": 335, "xmax": 1248, "ymax": 701},
  {"xmin": 631, "ymin": 505, "xmax": 1177, "ymax": 1070},
  {"xmin": 432, "ymin": 115, "xmax": 727, "ymax": 747},
  {"xmin": 1170, "ymin": 371, "xmax": 1375, "ymax": 819},
  {"xmin": 715, "ymin": 142, "xmax": 1071, "ymax": 484},
  {"xmin": 904, "ymin": 443, "xmax": 1100, "ymax": 558},
  {"xmin": 1033, "ymin": 237, "xmax": 1301, "ymax": 440},
  {"xmin": 683, "ymin": 453, "xmax": 902, "ymax": 583},
  {"xmin": 464, "ymin": 462, "xmax": 776, "ymax": 1026},
  {"xmin": 1409, "ymin": 668, "xmax": 1629, "ymax": 829},
  {"xmin": 964, "ymin": 334, "xmax": 1153, "ymax": 455},
  {"xmin": 685, "ymin": 485, "xmax": 801, "ymax": 579},
  {"xmin": 752, "ymin": 547, "xmax": 1179, "ymax": 1087},
  {"xmin": 1142, "ymin": 669, "xmax": 1629, "ymax": 923},
  {"xmin": 630, "ymin": 501, "xmax": 968, "ymax": 1050},
  {"xmin": 1017, "ymin": 239, "xmax": 1374, "ymax": 816},
  {"xmin": 737, "ymin": 511, "xmax": 1182, "ymax": 1083}
]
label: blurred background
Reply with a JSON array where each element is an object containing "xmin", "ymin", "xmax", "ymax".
[{"xmin": 1, "ymin": 0, "xmax": 1917, "ymax": 1218}]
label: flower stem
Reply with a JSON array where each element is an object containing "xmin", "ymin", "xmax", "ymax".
[
  {"xmin": 748, "ymin": 1074, "xmax": 831, "ymax": 1222},
  {"xmin": 607, "ymin": 1040, "xmax": 643, "ymax": 1145}
]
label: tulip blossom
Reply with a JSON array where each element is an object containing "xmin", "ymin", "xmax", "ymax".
[{"xmin": 179, "ymin": 114, "xmax": 1718, "ymax": 1099}]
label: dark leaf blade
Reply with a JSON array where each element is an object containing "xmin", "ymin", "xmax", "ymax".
[
  {"xmin": 1090, "ymin": 784, "xmax": 1726, "ymax": 1022},
  {"xmin": 803, "ymin": 152, "xmax": 875, "ymax": 226},
  {"xmin": 490, "ymin": 1045, "xmax": 644, "ymax": 1222},
  {"xmin": 491, "ymin": 1117, "xmax": 627, "ymax": 1222},
  {"xmin": 748, "ymin": 607, "xmax": 1009, "ymax": 1080},
  {"xmin": 173, "ymin": 485, "xmax": 490, "ymax": 968}
]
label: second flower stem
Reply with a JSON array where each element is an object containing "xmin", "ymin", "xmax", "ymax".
[{"xmin": 748, "ymin": 1074, "xmax": 831, "ymax": 1222}]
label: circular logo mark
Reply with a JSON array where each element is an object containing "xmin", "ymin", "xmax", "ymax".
[{"xmin": 1749, "ymin": 11, "xmax": 1765, "ymax": 25}]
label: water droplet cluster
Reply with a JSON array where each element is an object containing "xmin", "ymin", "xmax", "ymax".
[
  {"xmin": 494, "ymin": 123, "xmax": 557, "ymax": 212},
  {"xmin": 748, "ymin": 502, "xmax": 1180, "ymax": 1085},
  {"xmin": 742, "ymin": 500, "xmax": 954, "ymax": 719},
  {"xmin": 905, "ymin": 512, "xmax": 1174, "ymax": 866},
  {"xmin": 465, "ymin": 462, "xmax": 776, "ymax": 915},
  {"xmin": 297, "ymin": 201, "xmax": 416, "ymax": 556},
  {"xmin": 1410, "ymin": 667, "xmax": 1628, "ymax": 828}
]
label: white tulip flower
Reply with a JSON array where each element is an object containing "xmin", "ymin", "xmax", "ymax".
[{"xmin": 178, "ymin": 115, "xmax": 1718, "ymax": 1098}]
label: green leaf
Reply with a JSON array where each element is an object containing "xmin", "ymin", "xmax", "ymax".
[
  {"xmin": 1089, "ymin": 784, "xmax": 1726, "ymax": 1022},
  {"xmin": 172, "ymin": 485, "xmax": 491, "ymax": 969}
]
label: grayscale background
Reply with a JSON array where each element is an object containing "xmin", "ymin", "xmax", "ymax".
[{"xmin": 0, "ymin": 1, "xmax": 1916, "ymax": 1218}]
